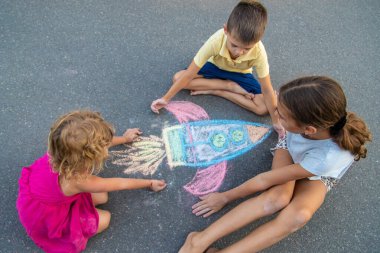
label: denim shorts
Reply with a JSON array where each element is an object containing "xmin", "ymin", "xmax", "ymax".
[
  {"xmin": 271, "ymin": 136, "xmax": 339, "ymax": 192},
  {"xmin": 198, "ymin": 62, "xmax": 262, "ymax": 94}
]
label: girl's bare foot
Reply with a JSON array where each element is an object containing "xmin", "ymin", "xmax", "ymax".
[{"xmin": 178, "ymin": 232, "xmax": 208, "ymax": 253}]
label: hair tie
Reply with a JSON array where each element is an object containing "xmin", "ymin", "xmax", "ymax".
[{"xmin": 330, "ymin": 113, "xmax": 347, "ymax": 135}]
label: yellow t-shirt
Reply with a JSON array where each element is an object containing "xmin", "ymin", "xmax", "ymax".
[{"xmin": 193, "ymin": 29, "xmax": 270, "ymax": 78}]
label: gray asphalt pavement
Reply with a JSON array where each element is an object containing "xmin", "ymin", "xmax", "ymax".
[{"xmin": 1, "ymin": 0, "xmax": 379, "ymax": 252}]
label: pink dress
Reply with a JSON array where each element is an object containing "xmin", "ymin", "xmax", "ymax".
[{"xmin": 16, "ymin": 154, "xmax": 99, "ymax": 253}]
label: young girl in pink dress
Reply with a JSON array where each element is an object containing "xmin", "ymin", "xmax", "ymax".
[{"xmin": 16, "ymin": 110, "xmax": 166, "ymax": 253}]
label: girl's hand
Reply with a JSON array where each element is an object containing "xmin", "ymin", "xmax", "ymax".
[
  {"xmin": 273, "ymin": 122, "xmax": 285, "ymax": 139},
  {"xmin": 151, "ymin": 98, "xmax": 168, "ymax": 114},
  {"xmin": 150, "ymin": 180, "xmax": 167, "ymax": 192},
  {"xmin": 192, "ymin": 192, "xmax": 228, "ymax": 218},
  {"xmin": 123, "ymin": 128, "xmax": 142, "ymax": 143}
]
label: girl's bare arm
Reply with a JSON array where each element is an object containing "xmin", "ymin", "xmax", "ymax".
[
  {"xmin": 110, "ymin": 128, "xmax": 142, "ymax": 147},
  {"xmin": 75, "ymin": 175, "xmax": 166, "ymax": 193},
  {"xmin": 224, "ymin": 164, "xmax": 313, "ymax": 202},
  {"xmin": 192, "ymin": 163, "xmax": 313, "ymax": 217}
]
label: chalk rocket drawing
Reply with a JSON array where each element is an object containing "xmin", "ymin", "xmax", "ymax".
[{"xmin": 111, "ymin": 101, "xmax": 272, "ymax": 196}]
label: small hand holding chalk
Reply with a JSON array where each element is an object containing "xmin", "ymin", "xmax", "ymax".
[
  {"xmin": 150, "ymin": 180, "xmax": 167, "ymax": 192},
  {"xmin": 151, "ymin": 98, "xmax": 168, "ymax": 114},
  {"xmin": 123, "ymin": 128, "xmax": 142, "ymax": 143}
]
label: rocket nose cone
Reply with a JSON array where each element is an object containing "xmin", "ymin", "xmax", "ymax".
[{"xmin": 246, "ymin": 125, "xmax": 270, "ymax": 143}]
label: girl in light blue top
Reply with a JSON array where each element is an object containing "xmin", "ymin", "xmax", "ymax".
[{"xmin": 179, "ymin": 76, "xmax": 372, "ymax": 253}]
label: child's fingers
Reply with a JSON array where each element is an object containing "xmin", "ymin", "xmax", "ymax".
[
  {"xmin": 192, "ymin": 203, "xmax": 209, "ymax": 214},
  {"xmin": 152, "ymin": 180, "xmax": 166, "ymax": 191},
  {"xmin": 151, "ymin": 104, "xmax": 159, "ymax": 114},
  {"xmin": 199, "ymin": 194, "xmax": 210, "ymax": 200},
  {"xmin": 151, "ymin": 99, "xmax": 167, "ymax": 114},
  {"xmin": 131, "ymin": 128, "xmax": 141, "ymax": 134},
  {"xmin": 156, "ymin": 184, "xmax": 166, "ymax": 192},
  {"xmin": 157, "ymin": 179, "xmax": 166, "ymax": 185},
  {"xmin": 193, "ymin": 206, "xmax": 212, "ymax": 216},
  {"xmin": 192, "ymin": 199, "xmax": 207, "ymax": 209},
  {"xmin": 203, "ymin": 210, "xmax": 216, "ymax": 218}
]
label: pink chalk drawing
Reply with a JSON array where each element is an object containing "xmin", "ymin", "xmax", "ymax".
[{"xmin": 111, "ymin": 101, "xmax": 272, "ymax": 196}]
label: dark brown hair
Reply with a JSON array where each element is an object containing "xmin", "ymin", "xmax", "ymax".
[
  {"xmin": 279, "ymin": 76, "xmax": 372, "ymax": 161},
  {"xmin": 48, "ymin": 110, "xmax": 114, "ymax": 180},
  {"xmin": 227, "ymin": 0, "xmax": 267, "ymax": 44}
]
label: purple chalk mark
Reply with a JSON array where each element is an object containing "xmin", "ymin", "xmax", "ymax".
[
  {"xmin": 183, "ymin": 161, "xmax": 227, "ymax": 196},
  {"xmin": 165, "ymin": 101, "xmax": 209, "ymax": 123}
]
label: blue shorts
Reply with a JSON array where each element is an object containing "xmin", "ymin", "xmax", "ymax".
[{"xmin": 198, "ymin": 62, "xmax": 262, "ymax": 94}]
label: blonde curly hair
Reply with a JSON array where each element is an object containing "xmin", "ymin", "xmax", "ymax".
[{"xmin": 48, "ymin": 110, "xmax": 114, "ymax": 180}]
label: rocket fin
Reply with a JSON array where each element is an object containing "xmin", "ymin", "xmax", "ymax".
[
  {"xmin": 165, "ymin": 101, "xmax": 209, "ymax": 123},
  {"xmin": 183, "ymin": 161, "xmax": 227, "ymax": 196}
]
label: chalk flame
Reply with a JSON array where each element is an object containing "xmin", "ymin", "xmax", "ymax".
[{"xmin": 111, "ymin": 135, "xmax": 166, "ymax": 175}]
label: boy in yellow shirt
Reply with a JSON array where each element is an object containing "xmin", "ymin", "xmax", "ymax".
[{"xmin": 151, "ymin": 0, "xmax": 283, "ymax": 136}]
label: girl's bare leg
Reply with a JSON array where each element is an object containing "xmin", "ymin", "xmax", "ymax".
[
  {"xmin": 91, "ymin": 192, "xmax": 108, "ymax": 206},
  {"xmin": 218, "ymin": 179, "xmax": 327, "ymax": 253},
  {"xmin": 179, "ymin": 149, "xmax": 295, "ymax": 253},
  {"xmin": 96, "ymin": 208, "xmax": 111, "ymax": 234},
  {"xmin": 92, "ymin": 192, "xmax": 111, "ymax": 234}
]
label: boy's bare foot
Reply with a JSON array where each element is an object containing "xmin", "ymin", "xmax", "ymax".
[
  {"xmin": 178, "ymin": 232, "xmax": 208, "ymax": 253},
  {"xmin": 205, "ymin": 248, "xmax": 219, "ymax": 253},
  {"xmin": 190, "ymin": 90, "xmax": 215, "ymax": 96},
  {"xmin": 244, "ymin": 93, "xmax": 255, "ymax": 100}
]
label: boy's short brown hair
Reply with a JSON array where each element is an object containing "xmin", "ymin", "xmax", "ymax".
[{"xmin": 227, "ymin": 0, "xmax": 268, "ymax": 44}]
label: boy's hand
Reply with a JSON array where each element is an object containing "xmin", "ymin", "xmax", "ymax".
[
  {"xmin": 191, "ymin": 192, "xmax": 228, "ymax": 218},
  {"xmin": 151, "ymin": 98, "xmax": 168, "ymax": 114},
  {"xmin": 150, "ymin": 180, "xmax": 167, "ymax": 192},
  {"xmin": 123, "ymin": 128, "xmax": 142, "ymax": 143}
]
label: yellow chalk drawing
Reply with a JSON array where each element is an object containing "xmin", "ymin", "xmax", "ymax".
[{"xmin": 112, "ymin": 135, "xmax": 166, "ymax": 175}]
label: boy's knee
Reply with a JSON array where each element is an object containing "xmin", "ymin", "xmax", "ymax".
[{"xmin": 255, "ymin": 104, "xmax": 268, "ymax": 116}]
